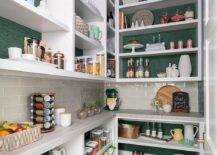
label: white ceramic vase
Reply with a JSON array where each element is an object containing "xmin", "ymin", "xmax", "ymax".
[{"xmin": 178, "ymin": 55, "xmax": 192, "ymax": 77}]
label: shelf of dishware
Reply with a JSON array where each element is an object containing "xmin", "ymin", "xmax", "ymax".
[
  {"xmin": 118, "ymin": 137, "xmax": 201, "ymax": 153},
  {"xmin": 119, "ymin": 0, "xmax": 197, "ymax": 13},
  {"xmin": 116, "ymin": 77, "xmax": 201, "ymax": 83},
  {"xmin": 0, "ymin": 58, "xmax": 110, "ymax": 82},
  {"xmin": 119, "ymin": 48, "xmax": 198, "ymax": 58},
  {"xmin": 75, "ymin": 0, "xmax": 103, "ymax": 22},
  {"xmin": 0, "ymin": 0, "xmax": 69, "ymax": 32},
  {"xmin": 75, "ymin": 31, "xmax": 103, "ymax": 50},
  {"xmin": 115, "ymin": 110, "xmax": 204, "ymax": 124},
  {"xmin": 119, "ymin": 19, "xmax": 198, "ymax": 36}
]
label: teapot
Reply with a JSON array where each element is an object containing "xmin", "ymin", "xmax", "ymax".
[{"xmin": 184, "ymin": 124, "xmax": 198, "ymax": 141}]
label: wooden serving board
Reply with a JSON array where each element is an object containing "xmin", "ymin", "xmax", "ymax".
[{"xmin": 156, "ymin": 85, "xmax": 181, "ymax": 106}]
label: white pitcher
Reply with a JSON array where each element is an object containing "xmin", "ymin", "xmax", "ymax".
[
  {"xmin": 178, "ymin": 55, "xmax": 192, "ymax": 77},
  {"xmin": 50, "ymin": 147, "xmax": 66, "ymax": 155},
  {"xmin": 184, "ymin": 124, "xmax": 198, "ymax": 141}
]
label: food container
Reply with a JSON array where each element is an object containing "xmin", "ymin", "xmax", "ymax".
[
  {"xmin": 86, "ymin": 141, "xmax": 98, "ymax": 155},
  {"xmin": 84, "ymin": 147, "xmax": 93, "ymax": 155},
  {"xmin": 100, "ymin": 136, "xmax": 107, "ymax": 146},
  {"xmin": 0, "ymin": 125, "xmax": 42, "ymax": 151},
  {"xmin": 119, "ymin": 124, "xmax": 140, "ymax": 139},
  {"xmin": 96, "ymin": 53, "xmax": 105, "ymax": 76},
  {"xmin": 53, "ymin": 51, "xmax": 64, "ymax": 69},
  {"xmin": 93, "ymin": 60, "xmax": 100, "ymax": 75}
]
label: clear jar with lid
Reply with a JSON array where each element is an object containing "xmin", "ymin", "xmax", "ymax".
[
  {"xmin": 103, "ymin": 129, "xmax": 110, "ymax": 142},
  {"xmin": 96, "ymin": 52, "xmax": 105, "ymax": 76},
  {"xmin": 93, "ymin": 60, "xmax": 100, "ymax": 75},
  {"xmin": 53, "ymin": 51, "xmax": 64, "ymax": 69},
  {"xmin": 87, "ymin": 60, "xmax": 93, "ymax": 74}
]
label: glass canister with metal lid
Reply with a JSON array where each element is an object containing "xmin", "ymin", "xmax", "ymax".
[{"xmin": 53, "ymin": 51, "xmax": 64, "ymax": 69}]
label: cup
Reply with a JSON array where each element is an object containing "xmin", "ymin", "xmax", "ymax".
[
  {"xmin": 55, "ymin": 108, "xmax": 66, "ymax": 125},
  {"xmin": 8, "ymin": 47, "xmax": 22, "ymax": 59},
  {"xmin": 60, "ymin": 113, "xmax": 72, "ymax": 127}
]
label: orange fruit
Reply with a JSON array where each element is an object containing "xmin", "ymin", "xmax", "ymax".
[{"xmin": 0, "ymin": 130, "xmax": 10, "ymax": 137}]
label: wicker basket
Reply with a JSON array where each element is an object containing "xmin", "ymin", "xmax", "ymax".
[
  {"xmin": 0, "ymin": 125, "xmax": 42, "ymax": 151},
  {"xmin": 75, "ymin": 15, "xmax": 89, "ymax": 36},
  {"xmin": 119, "ymin": 124, "xmax": 140, "ymax": 139}
]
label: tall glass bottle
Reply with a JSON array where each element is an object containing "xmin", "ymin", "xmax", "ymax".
[
  {"xmin": 135, "ymin": 60, "xmax": 140, "ymax": 78},
  {"xmin": 129, "ymin": 58, "xmax": 134, "ymax": 78},
  {"xmin": 144, "ymin": 58, "xmax": 150, "ymax": 78},
  {"xmin": 138, "ymin": 58, "xmax": 144, "ymax": 78}
]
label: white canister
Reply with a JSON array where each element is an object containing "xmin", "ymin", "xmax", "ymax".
[
  {"xmin": 55, "ymin": 108, "xmax": 66, "ymax": 125},
  {"xmin": 60, "ymin": 113, "xmax": 72, "ymax": 127},
  {"xmin": 178, "ymin": 55, "xmax": 192, "ymax": 77},
  {"xmin": 8, "ymin": 47, "xmax": 22, "ymax": 59}
]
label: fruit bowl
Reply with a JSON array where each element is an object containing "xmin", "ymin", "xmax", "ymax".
[{"xmin": 0, "ymin": 122, "xmax": 42, "ymax": 151}]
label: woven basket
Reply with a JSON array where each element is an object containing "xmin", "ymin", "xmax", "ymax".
[
  {"xmin": 0, "ymin": 125, "xmax": 42, "ymax": 151},
  {"xmin": 119, "ymin": 124, "xmax": 140, "ymax": 139},
  {"xmin": 75, "ymin": 16, "xmax": 89, "ymax": 36}
]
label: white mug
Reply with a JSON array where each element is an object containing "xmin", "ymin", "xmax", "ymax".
[
  {"xmin": 60, "ymin": 113, "xmax": 72, "ymax": 127},
  {"xmin": 55, "ymin": 108, "xmax": 66, "ymax": 125},
  {"xmin": 51, "ymin": 147, "xmax": 66, "ymax": 155},
  {"xmin": 8, "ymin": 47, "xmax": 22, "ymax": 59}
]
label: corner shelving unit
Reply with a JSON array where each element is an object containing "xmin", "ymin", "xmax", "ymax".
[{"xmin": 116, "ymin": 0, "xmax": 202, "ymax": 83}]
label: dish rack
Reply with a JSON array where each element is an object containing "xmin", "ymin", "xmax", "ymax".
[{"xmin": 0, "ymin": 125, "xmax": 42, "ymax": 152}]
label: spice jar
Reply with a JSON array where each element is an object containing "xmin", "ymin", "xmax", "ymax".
[{"xmin": 53, "ymin": 51, "xmax": 64, "ymax": 69}]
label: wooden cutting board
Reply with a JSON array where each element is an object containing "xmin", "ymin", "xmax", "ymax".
[{"xmin": 155, "ymin": 85, "xmax": 181, "ymax": 106}]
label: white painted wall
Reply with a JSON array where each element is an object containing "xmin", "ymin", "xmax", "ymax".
[{"xmin": 204, "ymin": 0, "xmax": 217, "ymax": 154}]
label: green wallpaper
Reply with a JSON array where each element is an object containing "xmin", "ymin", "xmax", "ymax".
[{"xmin": 0, "ymin": 0, "xmax": 41, "ymax": 58}]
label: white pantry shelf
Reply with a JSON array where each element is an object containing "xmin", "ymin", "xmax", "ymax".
[
  {"xmin": 119, "ymin": 19, "xmax": 198, "ymax": 36},
  {"xmin": 116, "ymin": 109, "xmax": 204, "ymax": 124},
  {"xmin": 107, "ymin": 50, "xmax": 116, "ymax": 57},
  {"xmin": 75, "ymin": 31, "xmax": 103, "ymax": 50},
  {"xmin": 75, "ymin": 0, "xmax": 103, "ymax": 22},
  {"xmin": 117, "ymin": 77, "xmax": 201, "ymax": 83},
  {"xmin": 7, "ymin": 112, "xmax": 114, "ymax": 155},
  {"xmin": 119, "ymin": 0, "xmax": 197, "ymax": 13},
  {"xmin": 0, "ymin": 0, "xmax": 69, "ymax": 32},
  {"xmin": 118, "ymin": 137, "xmax": 201, "ymax": 153},
  {"xmin": 0, "ymin": 59, "xmax": 109, "ymax": 82},
  {"xmin": 107, "ymin": 23, "xmax": 115, "ymax": 37},
  {"xmin": 119, "ymin": 48, "xmax": 198, "ymax": 58},
  {"xmin": 108, "ymin": 0, "xmax": 115, "ymax": 10}
]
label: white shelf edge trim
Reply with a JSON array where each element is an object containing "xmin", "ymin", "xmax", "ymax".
[
  {"xmin": 118, "ymin": 137, "xmax": 201, "ymax": 153},
  {"xmin": 119, "ymin": 48, "xmax": 198, "ymax": 57},
  {"xmin": 119, "ymin": 19, "xmax": 198, "ymax": 34},
  {"xmin": 0, "ymin": 0, "xmax": 69, "ymax": 32}
]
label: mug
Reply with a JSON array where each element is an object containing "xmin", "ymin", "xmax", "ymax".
[
  {"xmin": 60, "ymin": 113, "xmax": 72, "ymax": 127},
  {"xmin": 8, "ymin": 47, "xmax": 22, "ymax": 59},
  {"xmin": 51, "ymin": 147, "xmax": 66, "ymax": 155},
  {"xmin": 170, "ymin": 128, "xmax": 183, "ymax": 141}
]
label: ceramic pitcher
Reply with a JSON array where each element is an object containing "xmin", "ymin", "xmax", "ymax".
[
  {"xmin": 178, "ymin": 55, "xmax": 192, "ymax": 77},
  {"xmin": 184, "ymin": 124, "xmax": 198, "ymax": 141},
  {"xmin": 50, "ymin": 147, "xmax": 66, "ymax": 155},
  {"xmin": 170, "ymin": 128, "xmax": 184, "ymax": 141}
]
